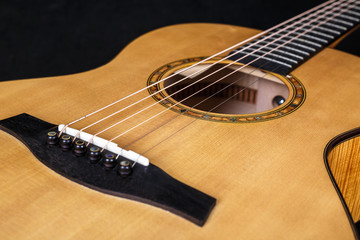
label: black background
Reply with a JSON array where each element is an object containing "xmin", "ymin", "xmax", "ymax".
[{"xmin": 0, "ymin": 0, "xmax": 358, "ymax": 81}]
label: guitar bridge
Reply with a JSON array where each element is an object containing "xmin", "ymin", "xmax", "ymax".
[{"xmin": 0, "ymin": 113, "xmax": 216, "ymax": 226}]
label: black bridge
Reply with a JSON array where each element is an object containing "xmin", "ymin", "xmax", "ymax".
[{"xmin": 0, "ymin": 113, "xmax": 216, "ymax": 226}]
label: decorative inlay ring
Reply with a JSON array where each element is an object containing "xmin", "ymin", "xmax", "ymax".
[{"xmin": 148, "ymin": 57, "xmax": 306, "ymax": 123}]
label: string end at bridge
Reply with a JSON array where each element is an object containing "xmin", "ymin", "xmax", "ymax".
[{"xmin": 57, "ymin": 124, "xmax": 149, "ymax": 166}]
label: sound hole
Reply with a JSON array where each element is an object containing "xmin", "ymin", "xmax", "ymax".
[{"xmin": 163, "ymin": 63, "xmax": 289, "ymax": 115}]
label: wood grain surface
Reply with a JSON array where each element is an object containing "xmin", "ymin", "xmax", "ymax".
[
  {"xmin": 0, "ymin": 23, "xmax": 359, "ymax": 240},
  {"xmin": 328, "ymin": 135, "xmax": 360, "ymax": 223}
]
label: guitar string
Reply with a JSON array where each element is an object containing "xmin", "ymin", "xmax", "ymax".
[
  {"xmin": 98, "ymin": 0, "xmax": 357, "ymax": 152},
  {"xmin": 115, "ymin": 0, "xmax": 359, "ymax": 159},
  {"xmin": 70, "ymin": 0, "xmax": 344, "ymax": 144},
  {"xmin": 59, "ymin": 0, "xmax": 358, "ymax": 163},
  {"xmin": 130, "ymin": 80, "xmax": 263, "ymax": 167},
  {"xmin": 136, "ymin": 2, "xmax": 360, "ymax": 162},
  {"xmin": 77, "ymin": 0, "xmax": 350, "ymax": 143},
  {"xmin": 121, "ymin": 35, "xmax": 291, "ymax": 165},
  {"xmin": 120, "ymin": 40, "xmax": 294, "ymax": 151},
  {"xmin": 137, "ymin": 69, "xmax": 275, "ymax": 162},
  {"xmin": 132, "ymin": 50, "xmax": 294, "ymax": 166},
  {"xmin": 123, "ymin": 64, "xmax": 280, "ymax": 162},
  {"xmin": 57, "ymin": 0, "xmax": 338, "ymax": 137},
  {"xmin": 79, "ymin": 0, "xmax": 351, "ymax": 148}
]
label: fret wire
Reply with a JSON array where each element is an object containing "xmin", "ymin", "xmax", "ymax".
[
  {"xmin": 351, "ymin": 5, "xmax": 360, "ymax": 11},
  {"xmin": 346, "ymin": 9, "xmax": 360, "ymax": 17},
  {"xmin": 245, "ymin": 45, "xmax": 304, "ymax": 60},
  {"xmin": 239, "ymin": 47, "xmax": 299, "ymax": 63},
  {"xmin": 277, "ymin": 29, "xmax": 328, "ymax": 43},
  {"xmin": 298, "ymin": 29, "xmax": 335, "ymax": 39},
  {"xmin": 235, "ymin": 52, "xmax": 293, "ymax": 67},
  {"xmin": 336, "ymin": 13, "xmax": 360, "ymax": 21},
  {"xmin": 269, "ymin": 35, "xmax": 323, "ymax": 47},
  {"xmin": 308, "ymin": 20, "xmax": 348, "ymax": 30},
  {"xmin": 262, "ymin": 37, "xmax": 316, "ymax": 51},
  {"xmin": 300, "ymin": 25, "xmax": 341, "ymax": 35},
  {"xmin": 328, "ymin": 17, "xmax": 354, "ymax": 26},
  {"xmin": 255, "ymin": 40, "xmax": 310, "ymax": 56}
]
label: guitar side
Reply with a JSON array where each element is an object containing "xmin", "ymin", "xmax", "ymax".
[
  {"xmin": 326, "ymin": 129, "xmax": 360, "ymax": 229},
  {"xmin": 0, "ymin": 23, "xmax": 359, "ymax": 240}
]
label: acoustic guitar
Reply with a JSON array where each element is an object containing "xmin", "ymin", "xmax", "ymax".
[{"xmin": 1, "ymin": 0, "xmax": 360, "ymax": 239}]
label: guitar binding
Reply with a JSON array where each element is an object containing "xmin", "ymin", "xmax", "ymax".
[{"xmin": 0, "ymin": 113, "xmax": 216, "ymax": 226}]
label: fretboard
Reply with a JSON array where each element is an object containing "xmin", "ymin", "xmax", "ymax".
[{"xmin": 229, "ymin": 1, "xmax": 360, "ymax": 75}]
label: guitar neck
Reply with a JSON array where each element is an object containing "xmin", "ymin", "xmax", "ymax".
[{"xmin": 229, "ymin": 0, "xmax": 360, "ymax": 75}]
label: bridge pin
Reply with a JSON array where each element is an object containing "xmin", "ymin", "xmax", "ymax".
[
  {"xmin": 103, "ymin": 153, "xmax": 117, "ymax": 168},
  {"xmin": 59, "ymin": 135, "xmax": 72, "ymax": 151},
  {"xmin": 46, "ymin": 131, "xmax": 58, "ymax": 145},
  {"xmin": 118, "ymin": 160, "xmax": 132, "ymax": 177},
  {"xmin": 89, "ymin": 146, "xmax": 101, "ymax": 163},
  {"xmin": 73, "ymin": 140, "xmax": 87, "ymax": 156}
]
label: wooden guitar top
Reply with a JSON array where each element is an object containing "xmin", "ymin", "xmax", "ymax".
[{"xmin": 0, "ymin": 23, "xmax": 359, "ymax": 239}]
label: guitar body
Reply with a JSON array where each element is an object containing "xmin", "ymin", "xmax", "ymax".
[{"xmin": 0, "ymin": 23, "xmax": 359, "ymax": 239}]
